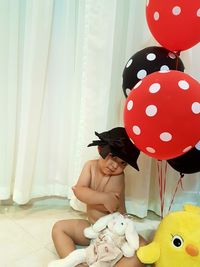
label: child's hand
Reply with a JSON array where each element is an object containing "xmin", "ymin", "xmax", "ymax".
[{"xmin": 103, "ymin": 192, "xmax": 120, "ymax": 213}]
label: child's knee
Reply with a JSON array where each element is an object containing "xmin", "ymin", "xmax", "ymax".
[{"xmin": 52, "ymin": 220, "xmax": 64, "ymax": 239}]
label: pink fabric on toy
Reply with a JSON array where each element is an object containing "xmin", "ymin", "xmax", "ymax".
[{"xmin": 86, "ymin": 230, "xmax": 126, "ymax": 266}]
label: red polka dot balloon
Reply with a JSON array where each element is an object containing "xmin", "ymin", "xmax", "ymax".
[
  {"xmin": 124, "ymin": 70, "xmax": 200, "ymax": 160},
  {"xmin": 146, "ymin": 0, "xmax": 200, "ymax": 52}
]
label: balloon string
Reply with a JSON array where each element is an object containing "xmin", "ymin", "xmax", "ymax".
[
  {"xmin": 168, "ymin": 173, "xmax": 184, "ymax": 213},
  {"xmin": 175, "ymin": 51, "xmax": 180, "ymax": 70},
  {"xmin": 175, "ymin": 51, "xmax": 181, "ymax": 70},
  {"xmin": 160, "ymin": 161, "xmax": 164, "ymax": 218},
  {"xmin": 180, "ymin": 173, "xmax": 184, "ymax": 190},
  {"xmin": 157, "ymin": 160, "xmax": 162, "ymax": 218},
  {"xmin": 157, "ymin": 160, "xmax": 167, "ymax": 219},
  {"xmin": 175, "ymin": 57, "xmax": 179, "ymax": 70},
  {"xmin": 162, "ymin": 161, "xmax": 168, "ymax": 214}
]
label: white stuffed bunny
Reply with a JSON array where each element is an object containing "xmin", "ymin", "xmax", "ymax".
[{"xmin": 48, "ymin": 212, "xmax": 139, "ymax": 267}]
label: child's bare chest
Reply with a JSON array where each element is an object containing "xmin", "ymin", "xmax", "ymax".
[
  {"xmin": 90, "ymin": 160, "xmax": 123, "ymax": 192},
  {"xmin": 91, "ymin": 173, "xmax": 112, "ymax": 192}
]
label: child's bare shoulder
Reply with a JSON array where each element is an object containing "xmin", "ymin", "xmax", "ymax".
[
  {"xmin": 83, "ymin": 159, "xmax": 98, "ymax": 168},
  {"xmin": 85, "ymin": 159, "xmax": 98, "ymax": 165}
]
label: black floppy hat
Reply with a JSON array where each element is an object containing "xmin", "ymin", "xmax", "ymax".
[{"xmin": 88, "ymin": 127, "xmax": 140, "ymax": 171}]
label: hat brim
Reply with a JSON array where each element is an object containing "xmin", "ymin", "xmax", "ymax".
[
  {"xmin": 89, "ymin": 128, "xmax": 140, "ymax": 171},
  {"xmin": 110, "ymin": 147, "xmax": 140, "ymax": 171}
]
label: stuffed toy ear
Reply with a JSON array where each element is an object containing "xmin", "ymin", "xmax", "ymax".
[
  {"xmin": 92, "ymin": 212, "xmax": 120, "ymax": 232},
  {"xmin": 84, "ymin": 226, "xmax": 98, "ymax": 239},
  {"xmin": 125, "ymin": 219, "xmax": 139, "ymax": 250}
]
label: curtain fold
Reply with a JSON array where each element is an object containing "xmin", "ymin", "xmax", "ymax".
[
  {"xmin": 13, "ymin": 0, "xmax": 54, "ymax": 203},
  {"xmin": 0, "ymin": 0, "xmax": 199, "ymax": 217},
  {"xmin": 0, "ymin": 0, "xmax": 19, "ymax": 199}
]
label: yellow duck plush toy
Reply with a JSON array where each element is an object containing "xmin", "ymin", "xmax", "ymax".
[{"xmin": 137, "ymin": 204, "xmax": 200, "ymax": 267}]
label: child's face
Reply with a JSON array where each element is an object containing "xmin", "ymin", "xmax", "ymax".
[{"xmin": 99, "ymin": 153, "xmax": 127, "ymax": 176}]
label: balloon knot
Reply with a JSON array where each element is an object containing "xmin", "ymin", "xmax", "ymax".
[{"xmin": 174, "ymin": 51, "xmax": 181, "ymax": 57}]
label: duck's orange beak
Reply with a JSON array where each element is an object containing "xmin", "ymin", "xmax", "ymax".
[{"xmin": 185, "ymin": 244, "xmax": 199, "ymax": 257}]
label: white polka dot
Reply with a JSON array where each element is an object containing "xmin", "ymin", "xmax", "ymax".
[
  {"xmin": 197, "ymin": 8, "xmax": 200, "ymax": 17},
  {"xmin": 146, "ymin": 147, "xmax": 156, "ymax": 153},
  {"xmin": 146, "ymin": 0, "xmax": 149, "ymax": 7},
  {"xmin": 126, "ymin": 88, "xmax": 131, "ymax": 96},
  {"xmin": 159, "ymin": 70, "xmax": 170, "ymax": 73},
  {"xmin": 127, "ymin": 100, "xmax": 133, "ymax": 110},
  {"xmin": 126, "ymin": 59, "xmax": 132, "ymax": 68},
  {"xmin": 160, "ymin": 65, "xmax": 169, "ymax": 71},
  {"xmin": 172, "ymin": 6, "xmax": 181, "ymax": 16},
  {"xmin": 191, "ymin": 102, "xmax": 200, "ymax": 114},
  {"xmin": 195, "ymin": 141, "xmax": 200, "ymax": 150},
  {"xmin": 146, "ymin": 53, "xmax": 156, "ymax": 61},
  {"xmin": 149, "ymin": 83, "xmax": 161, "ymax": 93},
  {"xmin": 154, "ymin": 11, "xmax": 159, "ymax": 21},
  {"xmin": 160, "ymin": 132, "xmax": 172, "ymax": 142},
  {"xmin": 132, "ymin": 125, "xmax": 141, "ymax": 135},
  {"xmin": 137, "ymin": 69, "xmax": 147, "ymax": 79},
  {"xmin": 146, "ymin": 105, "xmax": 158, "ymax": 117},
  {"xmin": 183, "ymin": 146, "xmax": 192, "ymax": 153},
  {"xmin": 134, "ymin": 80, "xmax": 142, "ymax": 89},
  {"xmin": 168, "ymin": 52, "xmax": 176, "ymax": 59},
  {"xmin": 178, "ymin": 80, "xmax": 189, "ymax": 90}
]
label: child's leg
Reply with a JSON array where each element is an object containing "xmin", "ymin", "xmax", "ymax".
[
  {"xmin": 52, "ymin": 219, "xmax": 90, "ymax": 258},
  {"xmin": 115, "ymin": 235, "xmax": 147, "ymax": 267}
]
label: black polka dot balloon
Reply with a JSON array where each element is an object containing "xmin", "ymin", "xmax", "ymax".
[
  {"xmin": 122, "ymin": 46, "xmax": 185, "ymax": 98},
  {"xmin": 167, "ymin": 142, "xmax": 200, "ymax": 174}
]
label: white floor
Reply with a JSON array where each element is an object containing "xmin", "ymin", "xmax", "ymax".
[{"xmin": 0, "ymin": 198, "xmax": 160, "ymax": 267}]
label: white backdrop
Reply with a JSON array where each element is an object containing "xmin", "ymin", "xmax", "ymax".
[{"xmin": 0, "ymin": 0, "xmax": 199, "ymax": 217}]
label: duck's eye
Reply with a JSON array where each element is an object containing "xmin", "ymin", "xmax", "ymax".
[
  {"xmin": 121, "ymin": 222, "xmax": 124, "ymax": 225},
  {"xmin": 172, "ymin": 235, "xmax": 183, "ymax": 248}
]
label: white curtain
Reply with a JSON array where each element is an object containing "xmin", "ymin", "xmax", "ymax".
[{"xmin": 0, "ymin": 0, "xmax": 199, "ymax": 218}]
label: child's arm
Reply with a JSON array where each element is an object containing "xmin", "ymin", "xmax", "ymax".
[
  {"xmin": 85, "ymin": 190, "xmax": 126, "ymax": 214},
  {"xmin": 117, "ymin": 184, "xmax": 126, "ymax": 214},
  {"xmin": 73, "ymin": 186, "xmax": 120, "ymax": 213},
  {"xmin": 73, "ymin": 161, "xmax": 109, "ymax": 204},
  {"xmin": 87, "ymin": 203, "xmax": 109, "ymax": 212},
  {"xmin": 72, "ymin": 161, "xmax": 120, "ymax": 213},
  {"xmin": 104, "ymin": 173, "xmax": 126, "ymax": 214}
]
